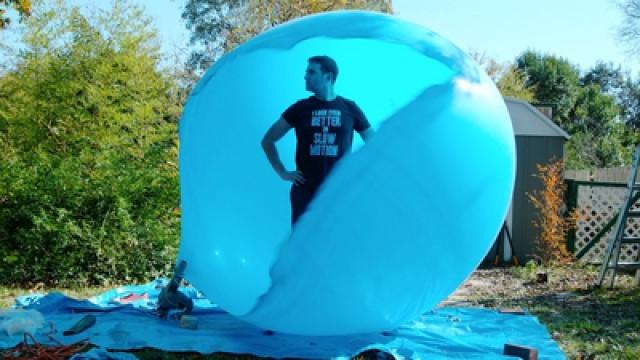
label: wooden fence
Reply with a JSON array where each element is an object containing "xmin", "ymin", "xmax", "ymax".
[
  {"xmin": 565, "ymin": 167, "xmax": 635, "ymax": 183},
  {"xmin": 565, "ymin": 167, "xmax": 640, "ymax": 264}
]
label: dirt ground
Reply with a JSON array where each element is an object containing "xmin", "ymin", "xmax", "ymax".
[
  {"xmin": 441, "ymin": 263, "xmax": 640, "ymax": 359},
  {"xmin": 2, "ymin": 263, "xmax": 638, "ymax": 359}
]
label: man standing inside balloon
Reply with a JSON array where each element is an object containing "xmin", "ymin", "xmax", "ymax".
[{"xmin": 262, "ymin": 55, "xmax": 374, "ymax": 225}]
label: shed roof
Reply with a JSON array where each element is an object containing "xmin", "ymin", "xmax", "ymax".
[{"xmin": 504, "ymin": 97, "xmax": 570, "ymax": 139}]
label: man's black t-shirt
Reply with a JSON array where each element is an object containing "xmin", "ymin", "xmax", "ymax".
[{"xmin": 282, "ymin": 95, "xmax": 370, "ymax": 190}]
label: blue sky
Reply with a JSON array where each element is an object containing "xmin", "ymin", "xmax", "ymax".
[
  {"xmin": 2, "ymin": 0, "xmax": 638, "ymax": 76},
  {"xmin": 393, "ymin": 0, "xmax": 637, "ymax": 74},
  {"xmin": 141, "ymin": 0, "xmax": 638, "ymax": 75}
]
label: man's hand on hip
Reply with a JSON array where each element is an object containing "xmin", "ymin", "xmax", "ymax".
[{"xmin": 280, "ymin": 170, "xmax": 306, "ymax": 186}]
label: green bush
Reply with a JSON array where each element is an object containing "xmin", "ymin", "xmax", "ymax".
[
  {"xmin": 0, "ymin": 145, "xmax": 180, "ymax": 287},
  {"xmin": 0, "ymin": 0, "xmax": 183, "ymax": 287}
]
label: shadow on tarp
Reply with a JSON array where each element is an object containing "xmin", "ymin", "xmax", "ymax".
[{"xmin": 1, "ymin": 280, "xmax": 565, "ymax": 359}]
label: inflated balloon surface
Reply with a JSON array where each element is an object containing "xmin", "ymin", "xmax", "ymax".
[{"xmin": 178, "ymin": 11, "xmax": 515, "ymax": 335}]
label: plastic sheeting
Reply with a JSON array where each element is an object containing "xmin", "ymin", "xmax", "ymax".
[
  {"xmin": 178, "ymin": 10, "xmax": 516, "ymax": 335},
  {"xmin": 1, "ymin": 281, "xmax": 564, "ymax": 359}
]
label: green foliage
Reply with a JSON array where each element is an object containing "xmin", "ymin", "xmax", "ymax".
[
  {"xmin": 582, "ymin": 62, "xmax": 624, "ymax": 94},
  {"xmin": 0, "ymin": 149, "xmax": 179, "ymax": 286},
  {"xmin": 469, "ymin": 51, "xmax": 535, "ymax": 101},
  {"xmin": 583, "ymin": 62, "xmax": 640, "ymax": 128},
  {"xmin": 565, "ymin": 131, "xmax": 625, "ymax": 170},
  {"xmin": 569, "ymin": 84, "xmax": 619, "ymax": 136},
  {"xmin": 514, "ymin": 51, "xmax": 640, "ymax": 169},
  {"xmin": 565, "ymin": 69, "xmax": 640, "ymax": 169},
  {"xmin": 496, "ymin": 65, "xmax": 536, "ymax": 102},
  {"xmin": 0, "ymin": 0, "xmax": 181, "ymax": 286},
  {"xmin": 619, "ymin": 76, "xmax": 640, "ymax": 127},
  {"xmin": 516, "ymin": 50, "xmax": 581, "ymax": 128},
  {"xmin": 562, "ymin": 82, "xmax": 632, "ymax": 168},
  {"xmin": 510, "ymin": 259, "xmax": 541, "ymax": 282}
]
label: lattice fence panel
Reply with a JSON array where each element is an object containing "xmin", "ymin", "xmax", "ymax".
[{"xmin": 575, "ymin": 184, "xmax": 640, "ymax": 263}]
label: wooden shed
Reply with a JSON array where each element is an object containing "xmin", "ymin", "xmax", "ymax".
[{"xmin": 484, "ymin": 97, "xmax": 570, "ymax": 265}]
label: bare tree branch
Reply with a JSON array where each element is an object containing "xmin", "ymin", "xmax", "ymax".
[{"xmin": 618, "ymin": 0, "xmax": 640, "ymax": 55}]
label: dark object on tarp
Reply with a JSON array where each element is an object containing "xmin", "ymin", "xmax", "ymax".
[
  {"xmin": 63, "ymin": 315, "xmax": 96, "ymax": 336},
  {"xmin": 179, "ymin": 315, "xmax": 198, "ymax": 330},
  {"xmin": 157, "ymin": 260, "xmax": 193, "ymax": 319},
  {"xmin": 356, "ymin": 348, "xmax": 396, "ymax": 359},
  {"xmin": 504, "ymin": 343, "xmax": 539, "ymax": 360}
]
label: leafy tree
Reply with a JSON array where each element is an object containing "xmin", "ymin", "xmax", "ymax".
[
  {"xmin": 468, "ymin": 51, "xmax": 535, "ymax": 101},
  {"xmin": 512, "ymin": 51, "xmax": 637, "ymax": 169},
  {"xmin": 0, "ymin": 0, "xmax": 31, "ymax": 29},
  {"xmin": 1, "ymin": 0, "xmax": 180, "ymax": 154},
  {"xmin": 564, "ymin": 122, "xmax": 633, "ymax": 169},
  {"xmin": 564, "ymin": 83, "xmax": 631, "ymax": 168},
  {"xmin": 182, "ymin": 0, "xmax": 393, "ymax": 73},
  {"xmin": 614, "ymin": 0, "xmax": 640, "ymax": 134},
  {"xmin": 583, "ymin": 61, "xmax": 640, "ymax": 127},
  {"xmin": 516, "ymin": 50, "xmax": 581, "ymax": 128},
  {"xmin": 496, "ymin": 65, "xmax": 536, "ymax": 102},
  {"xmin": 569, "ymin": 84, "xmax": 619, "ymax": 137},
  {"xmin": 619, "ymin": 77, "xmax": 640, "ymax": 127},
  {"xmin": 582, "ymin": 62, "xmax": 624, "ymax": 93},
  {"xmin": 0, "ymin": 0, "xmax": 181, "ymax": 286}
]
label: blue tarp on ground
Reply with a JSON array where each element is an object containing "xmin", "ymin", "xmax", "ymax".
[{"xmin": 1, "ymin": 280, "xmax": 565, "ymax": 359}]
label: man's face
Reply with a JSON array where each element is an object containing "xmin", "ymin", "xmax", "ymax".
[{"xmin": 305, "ymin": 62, "xmax": 330, "ymax": 92}]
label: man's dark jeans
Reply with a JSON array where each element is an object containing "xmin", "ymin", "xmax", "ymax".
[{"xmin": 289, "ymin": 184, "xmax": 318, "ymax": 225}]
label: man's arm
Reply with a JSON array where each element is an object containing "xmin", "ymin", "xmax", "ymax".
[
  {"xmin": 349, "ymin": 100, "xmax": 373, "ymax": 142},
  {"xmin": 261, "ymin": 117, "xmax": 305, "ymax": 185},
  {"xmin": 358, "ymin": 126, "xmax": 375, "ymax": 142}
]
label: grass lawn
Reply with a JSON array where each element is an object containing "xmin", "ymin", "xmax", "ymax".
[
  {"xmin": 446, "ymin": 263, "xmax": 640, "ymax": 360},
  {"xmin": 1, "ymin": 263, "xmax": 639, "ymax": 359}
]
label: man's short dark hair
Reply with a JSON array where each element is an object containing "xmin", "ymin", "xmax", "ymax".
[{"xmin": 308, "ymin": 55, "xmax": 338, "ymax": 83}]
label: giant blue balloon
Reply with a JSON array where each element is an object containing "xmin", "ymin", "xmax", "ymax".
[{"xmin": 178, "ymin": 10, "xmax": 515, "ymax": 335}]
